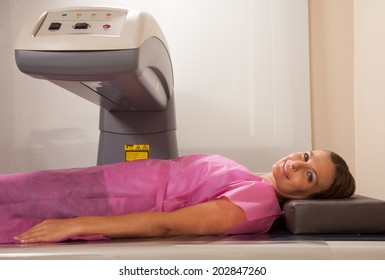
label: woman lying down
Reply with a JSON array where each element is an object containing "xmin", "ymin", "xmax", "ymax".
[{"xmin": 0, "ymin": 150, "xmax": 355, "ymax": 244}]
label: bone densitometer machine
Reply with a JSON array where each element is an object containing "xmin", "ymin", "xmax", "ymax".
[
  {"xmin": 15, "ymin": 6, "xmax": 177, "ymax": 164},
  {"xmin": 1, "ymin": 6, "xmax": 385, "ymax": 260}
]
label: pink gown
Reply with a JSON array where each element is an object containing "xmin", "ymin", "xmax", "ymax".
[{"xmin": 0, "ymin": 154, "xmax": 283, "ymax": 243}]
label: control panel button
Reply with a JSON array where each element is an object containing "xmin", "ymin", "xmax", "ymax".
[
  {"xmin": 103, "ymin": 24, "xmax": 111, "ymax": 29},
  {"xmin": 74, "ymin": 22, "xmax": 90, "ymax": 29},
  {"xmin": 48, "ymin": 22, "xmax": 62, "ymax": 30}
]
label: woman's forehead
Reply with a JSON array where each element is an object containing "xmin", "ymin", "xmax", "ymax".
[{"xmin": 311, "ymin": 150, "xmax": 335, "ymax": 189}]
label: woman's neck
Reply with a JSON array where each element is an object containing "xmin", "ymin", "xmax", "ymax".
[
  {"xmin": 261, "ymin": 172, "xmax": 286, "ymax": 204},
  {"xmin": 261, "ymin": 172, "xmax": 275, "ymax": 187}
]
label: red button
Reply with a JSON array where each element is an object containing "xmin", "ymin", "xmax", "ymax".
[{"xmin": 103, "ymin": 24, "xmax": 111, "ymax": 29}]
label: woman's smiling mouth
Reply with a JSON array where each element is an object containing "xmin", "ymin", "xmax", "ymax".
[{"xmin": 283, "ymin": 161, "xmax": 289, "ymax": 179}]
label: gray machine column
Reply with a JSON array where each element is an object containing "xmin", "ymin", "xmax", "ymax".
[{"xmin": 98, "ymin": 95, "xmax": 178, "ymax": 164}]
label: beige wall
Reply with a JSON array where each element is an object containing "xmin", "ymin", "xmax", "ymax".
[
  {"xmin": 354, "ymin": 0, "xmax": 385, "ymax": 200},
  {"xmin": 309, "ymin": 0, "xmax": 385, "ymax": 200},
  {"xmin": 309, "ymin": 0, "xmax": 355, "ymax": 173}
]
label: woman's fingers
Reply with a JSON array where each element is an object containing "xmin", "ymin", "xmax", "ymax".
[{"xmin": 14, "ymin": 219, "xmax": 76, "ymax": 243}]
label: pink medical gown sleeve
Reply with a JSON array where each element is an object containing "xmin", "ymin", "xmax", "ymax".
[{"xmin": 218, "ymin": 180, "xmax": 283, "ymax": 235}]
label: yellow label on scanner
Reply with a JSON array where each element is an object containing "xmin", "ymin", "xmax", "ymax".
[{"xmin": 125, "ymin": 144, "xmax": 150, "ymax": 161}]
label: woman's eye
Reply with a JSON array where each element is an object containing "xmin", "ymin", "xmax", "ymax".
[
  {"xmin": 307, "ymin": 171, "xmax": 313, "ymax": 183},
  {"xmin": 304, "ymin": 152, "xmax": 309, "ymax": 162}
]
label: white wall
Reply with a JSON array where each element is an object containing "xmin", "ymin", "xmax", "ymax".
[
  {"xmin": 0, "ymin": 0, "xmax": 311, "ymax": 174},
  {"xmin": 0, "ymin": 0, "xmax": 17, "ymax": 171},
  {"xmin": 354, "ymin": 0, "xmax": 385, "ymax": 200}
]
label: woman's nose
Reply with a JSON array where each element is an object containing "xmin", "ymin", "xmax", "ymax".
[{"xmin": 289, "ymin": 160, "xmax": 306, "ymax": 171}]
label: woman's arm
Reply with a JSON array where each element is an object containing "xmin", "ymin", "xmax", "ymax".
[{"xmin": 15, "ymin": 197, "xmax": 246, "ymax": 243}]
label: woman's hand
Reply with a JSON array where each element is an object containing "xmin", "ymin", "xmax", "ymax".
[{"xmin": 14, "ymin": 218, "xmax": 81, "ymax": 243}]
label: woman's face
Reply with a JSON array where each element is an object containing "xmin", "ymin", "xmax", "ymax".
[{"xmin": 271, "ymin": 150, "xmax": 335, "ymax": 199}]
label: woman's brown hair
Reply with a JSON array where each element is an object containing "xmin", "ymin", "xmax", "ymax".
[{"xmin": 310, "ymin": 150, "xmax": 356, "ymax": 199}]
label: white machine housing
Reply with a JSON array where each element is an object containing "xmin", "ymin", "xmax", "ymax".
[{"xmin": 15, "ymin": 6, "xmax": 178, "ymax": 164}]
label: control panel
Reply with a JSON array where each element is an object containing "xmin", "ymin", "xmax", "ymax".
[{"xmin": 35, "ymin": 9, "xmax": 128, "ymax": 37}]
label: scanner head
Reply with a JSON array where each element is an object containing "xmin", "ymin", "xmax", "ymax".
[{"xmin": 15, "ymin": 6, "xmax": 174, "ymax": 112}]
